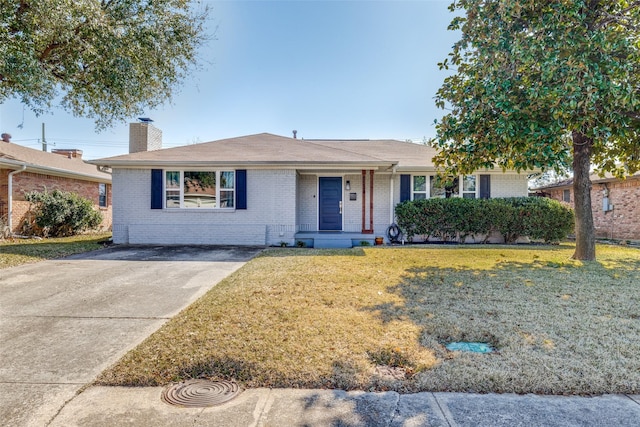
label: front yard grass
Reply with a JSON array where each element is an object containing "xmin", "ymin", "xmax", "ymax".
[
  {"xmin": 97, "ymin": 244, "xmax": 640, "ymax": 395},
  {"xmin": 0, "ymin": 233, "xmax": 111, "ymax": 269}
]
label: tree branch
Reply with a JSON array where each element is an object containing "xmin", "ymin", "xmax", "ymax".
[{"xmin": 596, "ymin": 1, "xmax": 640, "ymax": 29}]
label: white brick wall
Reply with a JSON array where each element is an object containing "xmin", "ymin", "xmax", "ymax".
[
  {"xmin": 296, "ymin": 174, "xmax": 317, "ymax": 231},
  {"xmin": 490, "ymin": 173, "xmax": 529, "ymax": 198},
  {"xmin": 112, "ymin": 168, "xmax": 296, "ymax": 245}
]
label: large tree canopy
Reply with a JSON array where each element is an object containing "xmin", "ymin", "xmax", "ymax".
[
  {"xmin": 435, "ymin": 0, "xmax": 640, "ymax": 260},
  {"xmin": 0, "ymin": 0, "xmax": 209, "ymax": 129}
]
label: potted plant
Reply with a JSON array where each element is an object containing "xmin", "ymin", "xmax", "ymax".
[{"xmin": 374, "ymin": 236, "xmax": 384, "ymax": 245}]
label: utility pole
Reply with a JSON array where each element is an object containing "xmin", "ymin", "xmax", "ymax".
[{"xmin": 42, "ymin": 122, "xmax": 47, "ymax": 152}]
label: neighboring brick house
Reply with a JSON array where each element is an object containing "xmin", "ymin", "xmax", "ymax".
[
  {"xmin": 90, "ymin": 122, "xmax": 533, "ymax": 248},
  {"xmin": 535, "ymin": 173, "xmax": 640, "ymax": 241},
  {"xmin": 0, "ymin": 140, "xmax": 112, "ymax": 234}
]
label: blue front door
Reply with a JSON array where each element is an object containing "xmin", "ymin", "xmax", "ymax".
[{"xmin": 319, "ymin": 177, "xmax": 343, "ymax": 231}]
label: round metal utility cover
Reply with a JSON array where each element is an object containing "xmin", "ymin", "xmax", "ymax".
[{"xmin": 161, "ymin": 379, "xmax": 242, "ymax": 408}]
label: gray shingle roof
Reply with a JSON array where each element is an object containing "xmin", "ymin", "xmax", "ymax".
[{"xmin": 91, "ymin": 133, "xmax": 438, "ymax": 170}]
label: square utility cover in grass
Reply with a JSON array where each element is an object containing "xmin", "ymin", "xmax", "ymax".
[{"xmin": 97, "ymin": 244, "xmax": 640, "ymax": 395}]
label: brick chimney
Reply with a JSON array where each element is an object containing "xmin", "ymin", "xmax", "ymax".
[
  {"xmin": 52, "ymin": 149, "xmax": 83, "ymax": 159},
  {"xmin": 129, "ymin": 118, "xmax": 162, "ymax": 153}
]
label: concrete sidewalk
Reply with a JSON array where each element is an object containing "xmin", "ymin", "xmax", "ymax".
[{"xmin": 50, "ymin": 386, "xmax": 640, "ymax": 426}]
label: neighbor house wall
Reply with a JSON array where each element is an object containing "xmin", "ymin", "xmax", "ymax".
[
  {"xmin": 546, "ymin": 177, "xmax": 640, "ymax": 240},
  {"xmin": 112, "ymin": 168, "xmax": 296, "ymax": 246},
  {"xmin": 1, "ymin": 170, "xmax": 111, "ymax": 233}
]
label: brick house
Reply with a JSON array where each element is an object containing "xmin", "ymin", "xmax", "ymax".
[
  {"xmin": 535, "ymin": 173, "xmax": 640, "ymax": 241},
  {"xmin": 0, "ymin": 140, "xmax": 112, "ymax": 235},
  {"xmin": 90, "ymin": 123, "xmax": 533, "ymax": 248}
]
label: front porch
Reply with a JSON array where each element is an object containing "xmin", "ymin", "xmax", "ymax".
[{"xmin": 294, "ymin": 231, "xmax": 383, "ymax": 249}]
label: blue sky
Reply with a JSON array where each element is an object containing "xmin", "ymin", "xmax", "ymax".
[{"xmin": 0, "ymin": 0, "xmax": 458, "ymax": 159}]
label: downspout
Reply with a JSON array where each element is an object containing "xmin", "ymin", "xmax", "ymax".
[{"xmin": 7, "ymin": 164, "xmax": 27, "ymax": 233}]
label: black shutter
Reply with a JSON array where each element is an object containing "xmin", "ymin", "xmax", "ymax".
[
  {"xmin": 480, "ymin": 174, "xmax": 491, "ymax": 199},
  {"xmin": 236, "ymin": 169, "xmax": 247, "ymax": 209},
  {"xmin": 151, "ymin": 169, "xmax": 163, "ymax": 209},
  {"xmin": 400, "ymin": 174, "xmax": 411, "ymax": 202}
]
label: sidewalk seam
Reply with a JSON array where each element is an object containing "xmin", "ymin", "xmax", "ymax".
[
  {"xmin": 625, "ymin": 394, "xmax": 640, "ymax": 406},
  {"xmin": 44, "ymin": 385, "xmax": 85, "ymax": 426},
  {"xmin": 387, "ymin": 391, "xmax": 401, "ymax": 427},
  {"xmin": 431, "ymin": 393, "xmax": 457, "ymax": 427},
  {"xmin": 249, "ymin": 388, "xmax": 275, "ymax": 427}
]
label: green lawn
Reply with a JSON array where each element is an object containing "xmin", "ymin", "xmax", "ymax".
[
  {"xmin": 0, "ymin": 233, "xmax": 112, "ymax": 268},
  {"xmin": 97, "ymin": 244, "xmax": 640, "ymax": 395}
]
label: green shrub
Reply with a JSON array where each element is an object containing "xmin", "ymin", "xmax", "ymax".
[
  {"xmin": 23, "ymin": 189, "xmax": 103, "ymax": 237},
  {"xmin": 395, "ymin": 197, "xmax": 574, "ymax": 244}
]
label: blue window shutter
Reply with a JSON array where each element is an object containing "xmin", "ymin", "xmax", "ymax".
[
  {"xmin": 480, "ymin": 175, "xmax": 491, "ymax": 199},
  {"xmin": 400, "ymin": 174, "xmax": 411, "ymax": 202},
  {"xmin": 236, "ymin": 170, "xmax": 247, "ymax": 209},
  {"xmin": 151, "ymin": 169, "xmax": 163, "ymax": 209}
]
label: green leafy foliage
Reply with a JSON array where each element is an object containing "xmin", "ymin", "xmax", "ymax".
[
  {"xmin": 434, "ymin": 1, "xmax": 640, "ymax": 259},
  {"xmin": 395, "ymin": 197, "xmax": 574, "ymax": 244},
  {"xmin": 0, "ymin": 0, "xmax": 209, "ymax": 130},
  {"xmin": 23, "ymin": 189, "xmax": 103, "ymax": 237}
]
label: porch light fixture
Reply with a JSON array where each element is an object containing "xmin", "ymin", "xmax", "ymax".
[{"xmin": 345, "ymin": 180, "xmax": 351, "ymax": 190}]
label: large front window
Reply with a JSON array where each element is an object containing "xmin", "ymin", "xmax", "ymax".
[
  {"xmin": 411, "ymin": 175, "xmax": 473, "ymax": 199},
  {"xmin": 165, "ymin": 170, "xmax": 235, "ymax": 209}
]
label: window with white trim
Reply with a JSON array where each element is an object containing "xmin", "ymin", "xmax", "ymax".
[
  {"xmin": 165, "ymin": 170, "xmax": 235, "ymax": 209},
  {"xmin": 412, "ymin": 176, "xmax": 427, "ymax": 199},
  {"xmin": 462, "ymin": 175, "xmax": 477, "ymax": 199},
  {"xmin": 411, "ymin": 175, "xmax": 475, "ymax": 199},
  {"xmin": 430, "ymin": 176, "xmax": 459, "ymax": 198}
]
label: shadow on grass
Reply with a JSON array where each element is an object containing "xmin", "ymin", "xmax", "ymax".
[
  {"xmin": 0, "ymin": 235, "xmax": 109, "ymax": 260},
  {"xmin": 258, "ymin": 247, "xmax": 367, "ymax": 257}
]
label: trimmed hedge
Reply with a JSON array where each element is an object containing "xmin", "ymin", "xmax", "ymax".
[{"xmin": 395, "ymin": 197, "xmax": 574, "ymax": 244}]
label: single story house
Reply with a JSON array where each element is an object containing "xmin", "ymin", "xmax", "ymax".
[
  {"xmin": 535, "ymin": 173, "xmax": 640, "ymax": 241},
  {"xmin": 91, "ymin": 123, "xmax": 531, "ymax": 248},
  {"xmin": 0, "ymin": 138, "xmax": 112, "ymax": 235}
]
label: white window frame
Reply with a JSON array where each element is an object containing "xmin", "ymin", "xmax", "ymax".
[
  {"xmin": 164, "ymin": 170, "xmax": 236, "ymax": 209},
  {"xmin": 461, "ymin": 175, "xmax": 478, "ymax": 199},
  {"xmin": 411, "ymin": 175, "xmax": 479, "ymax": 199},
  {"xmin": 411, "ymin": 175, "xmax": 429, "ymax": 200}
]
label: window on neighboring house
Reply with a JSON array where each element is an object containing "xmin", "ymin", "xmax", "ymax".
[
  {"xmin": 563, "ymin": 189, "xmax": 570, "ymax": 203},
  {"xmin": 99, "ymin": 183, "xmax": 107, "ymax": 207},
  {"xmin": 165, "ymin": 170, "xmax": 235, "ymax": 209}
]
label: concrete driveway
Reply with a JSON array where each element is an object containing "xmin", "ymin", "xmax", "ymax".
[{"xmin": 0, "ymin": 245, "xmax": 262, "ymax": 427}]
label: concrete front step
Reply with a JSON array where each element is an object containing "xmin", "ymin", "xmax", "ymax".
[{"xmin": 313, "ymin": 239, "xmax": 354, "ymax": 249}]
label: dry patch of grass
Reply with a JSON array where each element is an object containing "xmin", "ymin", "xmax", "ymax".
[
  {"xmin": 0, "ymin": 233, "xmax": 111, "ymax": 269},
  {"xmin": 97, "ymin": 244, "xmax": 640, "ymax": 394}
]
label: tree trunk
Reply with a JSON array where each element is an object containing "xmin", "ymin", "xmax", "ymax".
[{"xmin": 571, "ymin": 131, "xmax": 596, "ymax": 260}]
